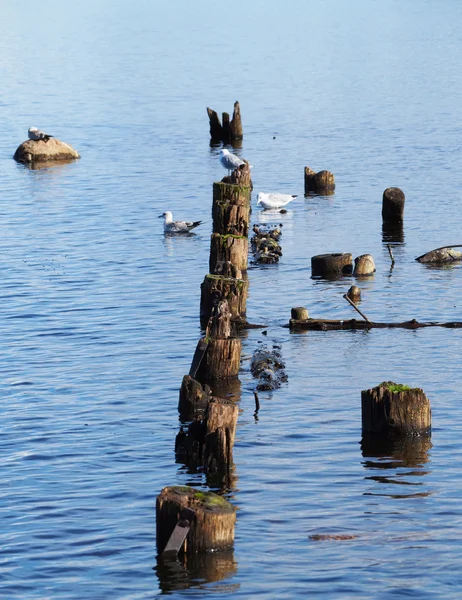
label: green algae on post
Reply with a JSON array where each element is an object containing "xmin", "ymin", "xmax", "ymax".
[{"xmin": 362, "ymin": 381, "xmax": 431, "ymax": 436}]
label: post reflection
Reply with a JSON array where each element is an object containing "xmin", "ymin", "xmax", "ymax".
[
  {"xmin": 155, "ymin": 550, "xmax": 239, "ymax": 594},
  {"xmin": 382, "ymin": 221, "xmax": 405, "ymax": 244},
  {"xmin": 361, "ymin": 434, "xmax": 432, "ymax": 499}
]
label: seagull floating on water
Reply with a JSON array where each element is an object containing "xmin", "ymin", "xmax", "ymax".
[
  {"xmin": 28, "ymin": 126, "xmax": 53, "ymax": 142},
  {"xmin": 220, "ymin": 149, "xmax": 248, "ymax": 175},
  {"xmin": 257, "ymin": 192, "xmax": 297, "ymax": 210},
  {"xmin": 159, "ymin": 211, "xmax": 202, "ymax": 233}
]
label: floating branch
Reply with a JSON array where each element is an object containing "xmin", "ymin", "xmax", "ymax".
[
  {"xmin": 343, "ymin": 294, "xmax": 371, "ymax": 323},
  {"xmin": 288, "ymin": 317, "xmax": 462, "ymax": 331}
]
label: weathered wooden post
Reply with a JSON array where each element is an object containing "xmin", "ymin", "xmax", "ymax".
[
  {"xmin": 206, "ymin": 101, "xmax": 243, "ymax": 144},
  {"xmin": 210, "ymin": 234, "xmax": 249, "ymax": 274},
  {"xmin": 203, "ymin": 397, "xmax": 238, "ymax": 481},
  {"xmin": 178, "ymin": 375, "xmax": 211, "ymax": 422},
  {"xmin": 212, "ymin": 181, "xmax": 251, "ymax": 237},
  {"xmin": 156, "ymin": 486, "xmax": 236, "ymax": 555},
  {"xmin": 362, "ymin": 381, "xmax": 431, "ymax": 436},
  {"xmin": 347, "ymin": 286, "xmax": 361, "ymax": 302},
  {"xmin": 291, "ymin": 307, "xmax": 309, "ymax": 321},
  {"xmin": 353, "ymin": 254, "xmax": 376, "ymax": 276},
  {"xmin": 198, "ymin": 301, "xmax": 241, "ymax": 384},
  {"xmin": 305, "ymin": 167, "xmax": 335, "ymax": 194},
  {"xmin": 311, "ymin": 253, "xmax": 353, "ymax": 278},
  {"xmin": 200, "ymin": 273, "xmax": 248, "ymax": 328},
  {"xmin": 382, "ymin": 187, "xmax": 405, "ymax": 223}
]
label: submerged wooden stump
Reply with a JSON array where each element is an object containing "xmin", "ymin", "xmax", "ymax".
[
  {"xmin": 210, "ymin": 233, "xmax": 248, "ymax": 274},
  {"xmin": 212, "ymin": 181, "xmax": 251, "ymax": 236},
  {"xmin": 311, "ymin": 253, "xmax": 353, "ymax": 277},
  {"xmin": 206, "ymin": 101, "xmax": 243, "ymax": 143},
  {"xmin": 347, "ymin": 286, "xmax": 361, "ymax": 302},
  {"xmin": 291, "ymin": 307, "xmax": 309, "ymax": 320},
  {"xmin": 156, "ymin": 486, "xmax": 236, "ymax": 554},
  {"xmin": 200, "ymin": 274, "xmax": 248, "ymax": 328},
  {"xmin": 304, "ymin": 167, "xmax": 335, "ymax": 194},
  {"xmin": 382, "ymin": 187, "xmax": 405, "ymax": 223},
  {"xmin": 361, "ymin": 381, "xmax": 431, "ymax": 436},
  {"xmin": 178, "ymin": 375, "xmax": 211, "ymax": 422},
  {"xmin": 353, "ymin": 254, "xmax": 376, "ymax": 276}
]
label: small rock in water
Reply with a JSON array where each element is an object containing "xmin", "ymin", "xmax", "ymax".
[{"xmin": 251, "ymin": 345, "xmax": 288, "ymax": 391}]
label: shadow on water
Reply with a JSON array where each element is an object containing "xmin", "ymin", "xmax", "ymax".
[
  {"xmin": 361, "ymin": 434, "xmax": 432, "ymax": 499},
  {"xmin": 154, "ymin": 551, "xmax": 239, "ymax": 594}
]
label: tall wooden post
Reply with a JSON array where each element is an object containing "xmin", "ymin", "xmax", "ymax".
[{"xmin": 382, "ymin": 187, "xmax": 405, "ymax": 223}]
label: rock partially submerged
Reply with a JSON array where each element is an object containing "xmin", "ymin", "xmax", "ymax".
[
  {"xmin": 251, "ymin": 345, "xmax": 287, "ymax": 391},
  {"xmin": 14, "ymin": 138, "xmax": 80, "ymax": 164},
  {"xmin": 251, "ymin": 224, "xmax": 282, "ymax": 264},
  {"xmin": 416, "ymin": 246, "xmax": 462, "ymax": 264}
]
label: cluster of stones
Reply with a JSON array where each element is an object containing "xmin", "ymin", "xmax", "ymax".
[
  {"xmin": 251, "ymin": 224, "xmax": 283, "ymax": 264},
  {"xmin": 250, "ymin": 345, "xmax": 287, "ymax": 391}
]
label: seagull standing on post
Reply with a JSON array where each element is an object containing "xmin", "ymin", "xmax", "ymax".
[{"xmin": 219, "ymin": 148, "xmax": 247, "ymax": 175}]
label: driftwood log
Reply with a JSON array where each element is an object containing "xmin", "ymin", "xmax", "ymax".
[
  {"xmin": 288, "ymin": 317, "xmax": 462, "ymax": 331},
  {"xmin": 311, "ymin": 253, "xmax": 353, "ymax": 277},
  {"xmin": 361, "ymin": 381, "xmax": 431, "ymax": 436},
  {"xmin": 382, "ymin": 187, "xmax": 405, "ymax": 223},
  {"xmin": 156, "ymin": 486, "xmax": 236, "ymax": 554},
  {"xmin": 206, "ymin": 101, "xmax": 243, "ymax": 143}
]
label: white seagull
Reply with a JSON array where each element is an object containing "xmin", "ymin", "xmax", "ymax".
[
  {"xmin": 159, "ymin": 211, "xmax": 202, "ymax": 233},
  {"xmin": 220, "ymin": 149, "xmax": 246, "ymax": 175},
  {"xmin": 28, "ymin": 126, "xmax": 53, "ymax": 142},
  {"xmin": 257, "ymin": 193, "xmax": 297, "ymax": 210}
]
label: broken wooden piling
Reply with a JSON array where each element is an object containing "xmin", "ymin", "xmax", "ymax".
[
  {"xmin": 382, "ymin": 187, "xmax": 405, "ymax": 223},
  {"xmin": 311, "ymin": 252, "xmax": 353, "ymax": 278},
  {"xmin": 156, "ymin": 486, "xmax": 236, "ymax": 555},
  {"xmin": 361, "ymin": 381, "xmax": 431, "ymax": 436},
  {"xmin": 200, "ymin": 273, "xmax": 248, "ymax": 328},
  {"xmin": 207, "ymin": 101, "xmax": 243, "ymax": 144},
  {"xmin": 304, "ymin": 166, "xmax": 335, "ymax": 195},
  {"xmin": 353, "ymin": 254, "xmax": 376, "ymax": 276}
]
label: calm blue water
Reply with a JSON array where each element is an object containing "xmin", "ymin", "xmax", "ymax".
[{"xmin": 2, "ymin": 1, "xmax": 462, "ymax": 598}]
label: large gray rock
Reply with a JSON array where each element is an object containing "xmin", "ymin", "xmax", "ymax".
[
  {"xmin": 14, "ymin": 138, "xmax": 80, "ymax": 164},
  {"xmin": 416, "ymin": 248, "xmax": 462, "ymax": 263}
]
